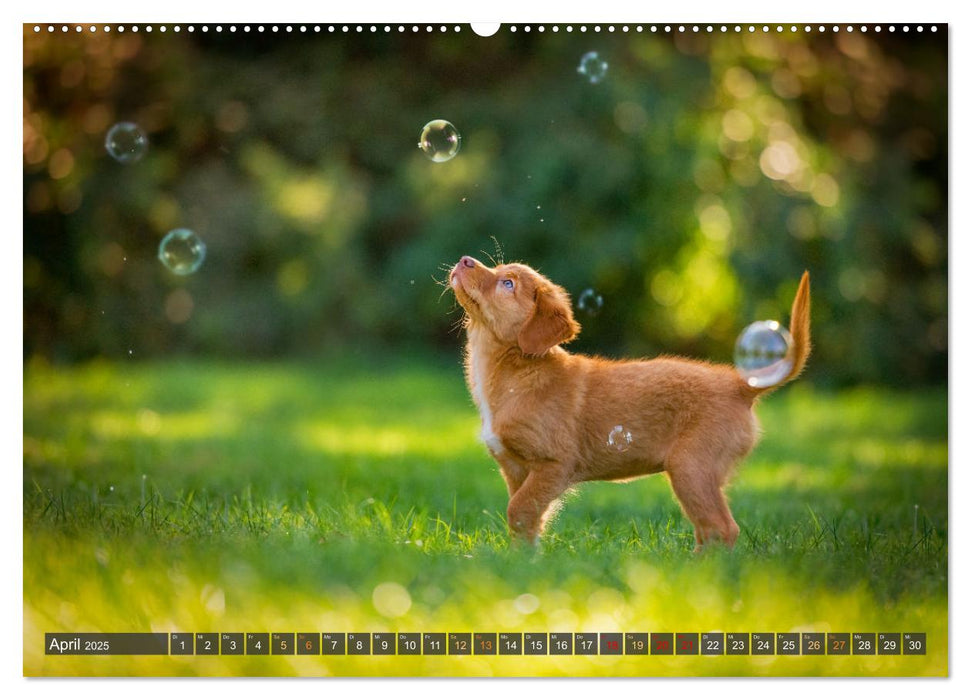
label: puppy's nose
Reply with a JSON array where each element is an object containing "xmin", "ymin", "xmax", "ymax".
[{"xmin": 460, "ymin": 256, "xmax": 477, "ymax": 269}]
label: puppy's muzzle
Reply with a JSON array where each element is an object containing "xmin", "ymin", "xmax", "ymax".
[{"xmin": 450, "ymin": 255, "xmax": 480, "ymax": 289}]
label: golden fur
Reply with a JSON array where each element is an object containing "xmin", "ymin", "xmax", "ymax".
[{"xmin": 449, "ymin": 255, "xmax": 811, "ymax": 549}]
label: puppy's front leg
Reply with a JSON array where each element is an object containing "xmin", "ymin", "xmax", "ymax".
[{"xmin": 506, "ymin": 463, "xmax": 572, "ymax": 545}]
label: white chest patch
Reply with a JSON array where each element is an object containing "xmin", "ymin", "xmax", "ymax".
[{"xmin": 470, "ymin": 348, "xmax": 506, "ymax": 455}]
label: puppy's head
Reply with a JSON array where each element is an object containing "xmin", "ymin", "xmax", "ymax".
[{"xmin": 450, "ymin": 256, "xmax": 580, "ymax": 356}]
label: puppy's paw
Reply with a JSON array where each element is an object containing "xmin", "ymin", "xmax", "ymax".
[
  {"xmin": 692, "ymin": 535, "xmax": 739, "ymax": 555},
  {"xmin": 509, "ymin": 533, "xmax": 539, "ymax": 548},
  {"xmin": 508, "ymin": 527, "xmax": 541, "ymax": 551}
]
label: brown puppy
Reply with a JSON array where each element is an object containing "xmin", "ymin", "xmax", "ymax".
[{"xmin": 449, "ymin": 255, "xmax": 810, "ymax": 549}]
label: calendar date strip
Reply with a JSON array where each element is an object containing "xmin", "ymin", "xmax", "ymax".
[{"xmin": 45, "ymin": 631, "xmax": 927, "ymax": 656}]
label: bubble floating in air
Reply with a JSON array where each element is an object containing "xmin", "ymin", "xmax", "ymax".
[
  {"xmin": 418, "ymin": 119, "xmax": 461, "ymax": 162},
  {"xmin": 577, "ymin": 51, "xmax": 608, "ymax": 84},
  {"xmin": 734, "ymin": 320, "xmax": 795, "ymax": 388},
  {"xmin": 577, "ymin": 288, "xmax": 604, "ymax": 316},
  {"xmin": 105, "ymin": 122, "xmax": 148, "ymax": 163},
  {"xmin": 158, "ymin": 228, "xmax": 206, "ymax": 276},
  {"xmin": 607, "ymin": 425, "xmax": 633, "ymax": 453}
]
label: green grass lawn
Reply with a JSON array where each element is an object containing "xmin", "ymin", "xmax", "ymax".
[{"xmin": 23, "ymin": 355, "xmax": 948, "ymax": 676}]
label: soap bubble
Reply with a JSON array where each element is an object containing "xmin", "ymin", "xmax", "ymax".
[
  {"xmin": 607, "ymin": 425, "xmax": 632, "ymax": 453},
  {"xmin": 734, "ymin": 320, "xmax": 795, "ymax": 388},
  {"xmin": 105, "ymin": 122, "xmax": 148, "ymax": 163},
  {"xmin": 577, "ymin": 288, "xmax": 603, "ymax": 316},
  {"xmin": 577, "ymin": 51, "xmax": 608, "ymax": 84},
  {"xmin": 158, "ymin": 228, "xmax": 206, "ymax": 275},
  {"xmin": 418, "ymin": 119, "xmax": 461, "ymax": 162}
]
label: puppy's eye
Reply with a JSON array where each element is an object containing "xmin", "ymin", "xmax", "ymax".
[{"xmin": 501, "ymin": 279, "xmax": 514, "ymax": 290}]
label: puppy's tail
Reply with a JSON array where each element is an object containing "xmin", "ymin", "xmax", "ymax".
[{"xmin": 743, "ymin": 271, "xmax": 811, "ymax": 398}]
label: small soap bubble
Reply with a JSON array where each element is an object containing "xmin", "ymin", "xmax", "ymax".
[
  {"xmin": 577, "ymin": 51, "xmax": 608, "ymax": 83},
  {"xmin": 158, "ymin": 228, "xmax": 206, "ymax": 275},
  {"xmin": 418, "ymin": 119, "xmax": 461, "ymax": 162},
  {"xmin": 577, "ymin": 288, "xmax": 604, "ymax": 316},
  {"xmin": 734, "ymin": 320, "xmax": 795, "ymax": 388},
  {"xmin": 607, "ymin": 425, "xmax": 633, "ymax": 453},
  {"xmin": 105, "ymin": 122, "xmax": 148, "ymax": 163}
]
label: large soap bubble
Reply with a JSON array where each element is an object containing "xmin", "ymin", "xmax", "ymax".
[{"xmin": 734, "ymin": 320, "xmax": 795, "ymax": 388}]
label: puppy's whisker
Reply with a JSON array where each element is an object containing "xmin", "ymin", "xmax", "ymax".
[
  {"xmin": 436, "ymin": 263, "xmax": 458, "ymax": 278},
  {"xmin": 491, "ymin": 235, "xmax": 504, "ymax": 265},
  {"xmin": 481, "ymin": 249, "xmax": 498, "ymax": 267},
  {"xmin": 432, "ymin": 272, "xmax": 461, "ymax": 304},
  {"xmin": 448, "ymin": 316, "xmax": 467, "ymax": 336}
]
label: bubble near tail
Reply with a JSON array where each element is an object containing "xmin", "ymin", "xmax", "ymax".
[{"xmin": 745, "ymin": 271, "xmax": 811, "ymax": 397}]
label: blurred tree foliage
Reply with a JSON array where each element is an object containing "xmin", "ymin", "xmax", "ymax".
[{"xmin": 23, "ymin": 26, "xmax": 947, "ymax": 386}]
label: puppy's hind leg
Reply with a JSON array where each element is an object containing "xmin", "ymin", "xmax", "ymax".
[
  {"xmin": 493, "ymin": 451, "xmax": 529, "ymax": 498},
  {"xmin": 506, "ymin": 464, "xmax": 571, "ymax": 545},
  {"xmin": 664, "ymin": 451, "xmax": 740, "ymax": 552}
]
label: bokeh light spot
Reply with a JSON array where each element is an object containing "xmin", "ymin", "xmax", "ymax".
[
  {"xmin": 372, "ymin": 582, "xmax": 412, "ymax": 618},
  {"xmin": 164, "ymin": 288, "xmax": 194, "ymax": 324},
  {"xmin": 811, "ymin": 174, "xmax": 840, "ymax": 207},
  {"xmin": 722, "ymin": 109, "xmax": 755, "ymax": 142},
  {"xmin": 48, "ymin": 148, "xmax": 75, "ymax": 179}
]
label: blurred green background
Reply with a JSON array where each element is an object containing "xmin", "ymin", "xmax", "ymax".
[{"xmin": 23, "ymin": 26, "xmax": 947, "ymax": 386}]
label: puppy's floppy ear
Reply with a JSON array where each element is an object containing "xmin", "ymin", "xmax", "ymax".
[{"xmin": 518, "ymin": 285, "xmax": 581, "ymax": 356}]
